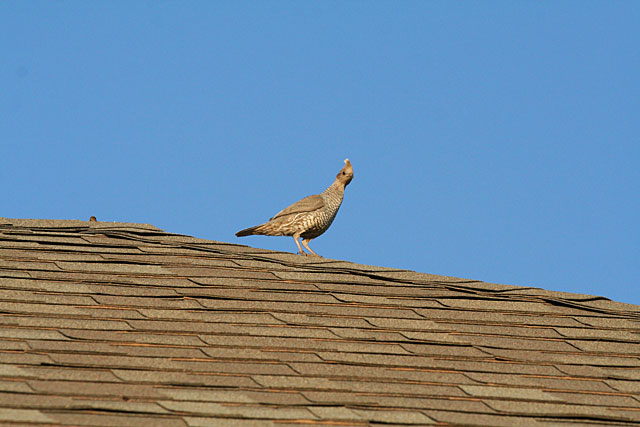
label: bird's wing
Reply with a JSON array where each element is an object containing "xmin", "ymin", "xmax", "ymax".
[{"xmin": 270, "ymin": 194, "xmax": 324, "ymax": 221}]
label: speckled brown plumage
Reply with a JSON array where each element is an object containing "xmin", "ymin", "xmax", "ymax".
[{"xmin": 236, "ymin": 159, "xmax": 354, "ymax": 256}]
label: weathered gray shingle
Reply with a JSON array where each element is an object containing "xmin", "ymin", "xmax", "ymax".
[{"xmin": 1, "ymin": 217, "xmax": 639, "ymax": 426}]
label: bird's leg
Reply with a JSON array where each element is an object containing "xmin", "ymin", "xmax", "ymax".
[
  {"xmin": 302, "ymin": 238, "xmax": 320, "ymax": 257},
  {"xmin": 293, "ymin": 235, "xmax": 307, "ymax": 256}
]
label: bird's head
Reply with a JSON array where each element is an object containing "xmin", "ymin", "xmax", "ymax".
[{"xmin": 336, "ymin": 158, "xmax": 354, "ymax": 187}]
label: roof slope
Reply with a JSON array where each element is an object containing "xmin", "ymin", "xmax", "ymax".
[{"xmin": 0, "ymin": 217, "xmax": 639, "ymax": 426}]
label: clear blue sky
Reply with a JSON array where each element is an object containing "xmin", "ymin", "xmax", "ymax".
[{"xmin": 2, "ymin": 2, "xmax": 639, "ymax": 304}]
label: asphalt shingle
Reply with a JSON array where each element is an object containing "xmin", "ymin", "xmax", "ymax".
[{"xmin": 1, "ymin": 217, "xmax": 639, "ymax": 426}]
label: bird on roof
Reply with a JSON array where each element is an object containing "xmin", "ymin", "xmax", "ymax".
[{"xmin": 236, "ymin": 158, "xmax": 354, "ymax": 256}]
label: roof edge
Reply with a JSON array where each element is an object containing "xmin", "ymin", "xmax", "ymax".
[{"xmin": 0, "ymin": 217, "xmax": 163, "ymax": 232}]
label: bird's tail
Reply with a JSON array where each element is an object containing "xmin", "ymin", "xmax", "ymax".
[{"xmin": 235, "ymin": 224, "xmax": 265, "ymax": 237}]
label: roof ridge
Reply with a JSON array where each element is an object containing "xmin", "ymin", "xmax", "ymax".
[
  {"xmin": 60, "ymin": 225, "xmax": 640, "ymax": 320},
  {"xmin": 2, "ymin": 218, "xmax": 637, "ymax": 317}
]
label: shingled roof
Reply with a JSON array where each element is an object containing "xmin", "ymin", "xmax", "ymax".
[{"xmin": 1, "ymin": 217, "xmax": 639, "ymax": 426}]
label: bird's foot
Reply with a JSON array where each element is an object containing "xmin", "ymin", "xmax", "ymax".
[{"xmin": 297, "ymin": 251, "xmax": 309, "ymax": 256}]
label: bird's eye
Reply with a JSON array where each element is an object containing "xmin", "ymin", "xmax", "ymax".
[{"xmin": 342, "ymin": 172, "xmax": 346, "ymax": 175}]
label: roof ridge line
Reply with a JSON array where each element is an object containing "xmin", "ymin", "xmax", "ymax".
[{"xmin": 56, "ymin": 228, "xmax": 640, "ymax": 319}]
